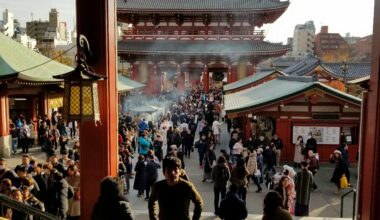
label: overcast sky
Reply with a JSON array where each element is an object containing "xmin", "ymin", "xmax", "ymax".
[{"xmin": 0, "ymin": 0, "xmax": 375, "ymax": 43}]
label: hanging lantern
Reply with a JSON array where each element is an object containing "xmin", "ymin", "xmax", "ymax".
[{"xmin": 53, "ymin": 35, "xmax": 106, "ymax": 122}]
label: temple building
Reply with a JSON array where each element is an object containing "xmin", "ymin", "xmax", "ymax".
[{"xmin": 116, "ymin": 0, "xmax": 290, "ymax": 93}]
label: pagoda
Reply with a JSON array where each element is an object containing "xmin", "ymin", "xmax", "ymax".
[{"xmin": 117, "ymin": 0, "xmax": 290, "ymax": 93}]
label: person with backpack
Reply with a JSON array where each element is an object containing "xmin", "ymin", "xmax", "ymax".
[{"xmin": 211, "ymin": 156, "xmax": 230, "ymax": 216}]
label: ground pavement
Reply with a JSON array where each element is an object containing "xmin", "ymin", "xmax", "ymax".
[{"xmin": 5, "ymin": 125, "xmax": 356, "ymax": 220}]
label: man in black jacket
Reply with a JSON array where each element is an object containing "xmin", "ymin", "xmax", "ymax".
[
  {"xmin": 219, "ymin": 184, "xmax": 248, "ymax": 220},
  {"xmin": 145, "ymin": 154, "xmax": 160, "ymax": 201}
]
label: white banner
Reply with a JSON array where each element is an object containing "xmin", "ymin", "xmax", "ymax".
[{"xmin": 292, "ymin": 126, "xmax": 340, "ymax": 145}]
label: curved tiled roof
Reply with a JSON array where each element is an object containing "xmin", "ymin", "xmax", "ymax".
[
  {"xmin": 117, "ymin": 0, "xmax": 290, "ymax": 12},
  {"xmin": 321, "ymin": 63, "xmax": 371, "ymax": 81},
  {"xmin": 283, "ymin": 54, "xmax": 320, "ymax": 76},
  {"xmin": 223, "ymin": 70, "xmax": 285, "ymax": 92},
  {"xmin": 118, "ymin": 40, "xmax": 289, "ymax": 56},
  {"xmin": 224, "ymin": 76, "xmax": 361, "ymax": 114},
  {"xmin": 0, "ymin": 33, "xmax": 73, "ymax": 83}
]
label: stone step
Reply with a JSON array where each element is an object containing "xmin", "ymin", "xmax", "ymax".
[{"xmin": 132, "ymin": 210, "xmax": 353, "ymax": 220}]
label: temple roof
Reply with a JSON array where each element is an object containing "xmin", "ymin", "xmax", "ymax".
[
  {"xmin": 118, "ymin": 74, "xmax": 145, "ymax": 91},
  {"xmin": 223, "ymin": 70, "xmax": 285, "ymax": 92},
  {"xmin": 282, "ymin": 54, "xmax": 371, "ymax": 81},
  {"xmin": 117, "ymin": 0, "xmax": 290, "ymax": 12},
  {"xmin": 224, "ymin": 76, "xmax": 361, "ymax": 114},
  {"xmin": 118, "ymin": 40, "xmax": 289, "ymax": 56},
  {"xmin": 282, "ymin": 54, "xmax": 320, "ymax": 76},
  {"xmin": 0, "ymin": 33, "xmax": 72, "ymax": 83},
  {"xmin": 321, "ymin": 63, "xmax": 371, "ymax": 81}
]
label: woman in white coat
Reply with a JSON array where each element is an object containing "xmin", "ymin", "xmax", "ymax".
[{"xmin": 293, "ymin": 135, "xmax": 305, "ymax": 167}]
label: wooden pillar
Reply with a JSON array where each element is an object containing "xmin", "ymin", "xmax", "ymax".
[
  {"xmin": 0, "ymin": 95, "xmax": 10, "ymax": 158},
  {"xmin": 131, "ymin": 63, "xmax": 139, "ymax": 81},
  {"xmin": 76, "ymin": 0, "xmax": 118, "ymax": 219},
  {"xmin": 275, "ymin": 118, "xmax": 291, "ymax": 161},
  {"xmin": 357, "ymin": 0, "xmax": 380, "ymax": 219},
  {"xmin": 38, "ymin": 92, "xmax": 48, "ymax": 117},
  {"xmin": 231, "ymin": 64, "xmax": 238, "ymax": 83},
  {"xmin": 203, "ymin": 65, "xmax": 209, "ymax": 92}
]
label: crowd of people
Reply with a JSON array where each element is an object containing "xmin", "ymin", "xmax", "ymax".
[
  {"xmin": 2, "ymin": 85, "xmax": 354, "ymax": 219},
  {"xmin": 4, "ymin": 112, "xmax": 80, "ymax": 219}
]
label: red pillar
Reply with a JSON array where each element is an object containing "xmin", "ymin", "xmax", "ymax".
[
  {"xmin": 203, "ymin": 65, "xmax": 209, "ymax": 92},
  {"xmin": 230, "ymin": 64, "xmax": 238, "ymax": 83},
  {"xmin": 38, "ymin": 92, "xmax": 48, "ymax": 117},
  {"xmin": 76, "ymin": 0, "xmax": 118, "ymax": 219},
  {"xmin": 357, "ymin": 0, "xmax": 380, "ymax": 218},
  {"xmin": 247, "ymin": 64, "xmax": 254, "ymax": 76},
  {"xmin": 0, "ymin": 95, "xmax": 10, "ymax": 157},
  {"xmin": 131, "ymin": 63, "xmax": 139, "ymax": 81},
  {"xmin": 275, "ymin": 118, "xmax": 292, "ymax": 161}
]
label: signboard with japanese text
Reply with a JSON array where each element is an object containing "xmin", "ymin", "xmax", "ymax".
[{"xmin": 292, "ymin": 126, "xmax": 340, "ymax": 145}]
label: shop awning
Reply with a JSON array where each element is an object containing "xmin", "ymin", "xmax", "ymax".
[{"xmin": 118, "ymin": 74, "xmax": 145, "ymax": 92}]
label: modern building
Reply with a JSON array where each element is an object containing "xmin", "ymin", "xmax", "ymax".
[
  {"xmin": 26, "ymin": 8, "xmax": 70, "ymax": 57},
  {"xmin": 117, "ymin": 0, "xmax": 290, "ymax": 93},
  {"xmin": 351, "ymin": 35, "xmax": 372, "ymax": 62},
  {"xmin": 314, "ymin": 26, "xmax": 350, "ymax": 61},
  {"xmin": 292, "ymin": 20, "xmax": 315, "ymax": 57},
  {"xmin": 0, "ymin": 9, "xmax": 14, "ymax": 37}
]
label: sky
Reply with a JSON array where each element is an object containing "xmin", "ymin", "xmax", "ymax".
[{"xmin": 0, "ymin": 0, "xmax": 375, "ymax": 43}]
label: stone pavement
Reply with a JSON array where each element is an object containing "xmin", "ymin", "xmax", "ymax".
[{"xmin": 4, "ymin": 127, "xmax": 357, "ymax": 220}]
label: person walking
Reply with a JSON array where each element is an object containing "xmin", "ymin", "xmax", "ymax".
[
  {"xmin": 330, "ymin": 150, "xmax": 350, "ymax": 193},
  {"xmin": 294, "ymin": 160, "xmax": 314, "ymax": 216},
  {"xmin": 211, "ymin": 156, "xmax": 230, "ymax": 216},
  {"xmin": 307, "ymin": 150, "xmax": 319, "ymax": 190},
  {"xmin": 148, "ymin": 156, "xmax": 203, "ymax": 220},
  {"xmin": 230, "ymin": 158, "xmax": 249, "ymax": 203},
  {"xmin": 145, "ymin": 154, "xmax": 160, "ymax": 201},
  {"xmin": 133, "ymin": 155, "xmax": 147, "ymax": 197},
  {"xmin": 202, "ymin": 143, "xmax": 217, "ymax": 182},
  {"xmin": 246, "ymin": 148, "xmax": 262, "ymax": 192},
  {"xmin": 219, "ymin": 184, "xmax": 248, "ymax": 220},
  {"xmin": 66, "ymin": 165, "xmax": 81, "ymax": 220},
  {"xmin": 91, "ymin": 176, "xmax": 134, "ymax": 220},
  {"xmin": 271, "ymin": 134, "xmax": 283, "ymax": 167},
  {"xmin": 195, "ymin": 134, "xmax": 208, "ymax": 167},
  {"xmin": 212, "ymin": 117, "xmax": 223, "ymax": 145}
]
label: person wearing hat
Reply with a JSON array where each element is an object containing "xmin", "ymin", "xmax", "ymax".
[
  {"xmin": 330, "ymin": 150, "xmax": 349, "ymax": 193},
  {"xmin": 294, "ymin": 160, "xmax": 313, "ymax": 216}
]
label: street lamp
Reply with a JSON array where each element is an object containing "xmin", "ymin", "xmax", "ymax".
[
  {"xmin": 340, "ymin": 60, "xmax": 349, "ymax": 83},
  {"xmin": 54, "ymin": 35, "xmax": 106, "ymax": 123}
]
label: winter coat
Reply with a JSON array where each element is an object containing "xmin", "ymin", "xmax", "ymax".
[
  {"xmin": 46, "ymin": 178, "xmax": 73, "ymax": 218},
  {"xmin": 145, "ymin": 160, "xmax": 159, "ymax": 181},
  {"xmin": 66, "ymin": 173, "xmax": 81, "ymax": 217},
  {"xmin": 230, "ymin": 167, "xmax": 249, "ymax": 188},
  {"xmin": 295, "ymin": 169, "xmax": 313, "ymax": 206},
  {"xmin": 92, "ymin": 195, "xmax": 134, "ymax": 220},
  {"xmin": 203, "ymin": 150, "xmax": 216, "ymax": 173},
  {"xmin": 138, "ymin": 137, "xmax": 150, "ymax": 156},
  {"xmin": 211, "ymin": 163, "xmax": 230, "ymax": 190},
  {"xmin": 246, "ymin": 151, "xmax": 257, "ymax": 175},
  {"xmin": 133, "ymin": 160, "xmax": 146, "ymax": 190},
  {"xmin": 219, "ymin": 192, "xmax": 248, "ymax": 220}
]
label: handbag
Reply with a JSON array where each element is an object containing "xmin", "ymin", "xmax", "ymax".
[
  {"xmin": 254, "ymin": 169, "xmax": 261, "ymax": 177},
  {"xmin": 340, "ymin": 174, "xmax": 349, "ymax": 189}
]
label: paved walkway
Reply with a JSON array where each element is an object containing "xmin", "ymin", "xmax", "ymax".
[{"xmin": 5, "ymin": 126, "xmax": 357, "ymax": 220}]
